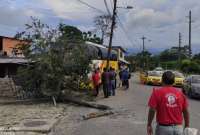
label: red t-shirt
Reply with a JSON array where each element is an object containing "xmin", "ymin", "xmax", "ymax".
[
  {"xmin": 148, "ymin": 86, "xmax": 188, "ymax": 125},
  {"xmin": 92, "ymin": 73, "xmax": 100, "ymax": 86}
]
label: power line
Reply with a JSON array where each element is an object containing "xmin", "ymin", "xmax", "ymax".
[
  {"xmin": 116, "ymin": 15, "xmax": 138, "ymax": 47},
  {"xmin": 76, "ymin": 0, "xmax": 106, "ymax": 14},
  {"xmin": 110, "ymin": 0, "xmax": 113, "ymax": 9},
  {"xmin": 106, "ymin": 0, "xmax": 135, "ymax": 48},
  {"xmin": 104, "ymin": 0, "xmax": 112, "ymax": 15}
]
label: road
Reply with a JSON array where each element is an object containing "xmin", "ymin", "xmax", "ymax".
[{"xmin": 53, "ymin": 73, "xmax": 200, "ymax": 135}]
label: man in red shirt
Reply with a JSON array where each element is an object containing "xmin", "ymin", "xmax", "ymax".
[
  {"xmin": 147, "ymin": 71, "xmax": 189, "ymax": 135},
  {"xmin": 92, "ymin": 69, "xmax": 100, "ymax": 97}
]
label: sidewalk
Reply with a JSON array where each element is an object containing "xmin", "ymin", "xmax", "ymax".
[{"xmin": 0, "ymin": 103, "xmax": 69, "ymax": 135}]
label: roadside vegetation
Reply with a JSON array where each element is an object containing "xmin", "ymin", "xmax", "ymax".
[
  {"xmin": 126, "ymin": 46, "xmax": 200, "ymax": 74},
  {"xmin": 14, "ymin": 17, "xmax": 102, "ymax": 103}
]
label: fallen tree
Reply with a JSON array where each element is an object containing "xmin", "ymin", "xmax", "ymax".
[
  {"xmin": 59, "ymin": 95, "xmax": 112, "ymax": 110},
  {"xmin": 82, "ymin": 111, "xmax": 114, "ymax": 120}
]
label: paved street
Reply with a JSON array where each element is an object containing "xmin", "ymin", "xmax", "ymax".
[{"xmin": 54, "ymin": 73, "xmax": 200, "ymax": 135}]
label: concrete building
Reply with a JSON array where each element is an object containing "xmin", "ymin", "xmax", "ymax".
[
  {"xmin": 0, "ymin": 36, "xmax": 27, "ymax": 57},
  {"xmin": 111, "ymin": 46, "xmax": 130, "ymax": 65},
  {"xmin": 0, "ymin": 36, "xmax": 28, "ymax": 78}
]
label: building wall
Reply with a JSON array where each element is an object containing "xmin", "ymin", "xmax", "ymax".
[
  {"xmin": 116, "ymin": 49, "xmax": 124, "ymax": 61},
  {"xmin": 2, "ymin": 37, "xmax": 25, "ymax": 57}
]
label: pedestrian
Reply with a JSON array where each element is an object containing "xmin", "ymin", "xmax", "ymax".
[
  {"xmin": 121, "ymin": 68, "xmax": 130, "ymax": 89},
  {"xmin": 147, "ymin": 71, "xmax": 189, "ymax": 135},
  {"xmin": 109, "ymin": 67, "xmax": 116, "ymax": 96},
  {"xmin": 119, "ymin": 69, "xmax": 123, "ymax": 87},
  {"xmin": 101, "ymin": 68, "xmax": 110, "ymax": 98},
  {"xmin": 92, "ymin": 69, "xmax": 100, "ymax": 97}
]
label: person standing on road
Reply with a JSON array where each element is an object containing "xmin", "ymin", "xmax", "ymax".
[
  {"xmin": 101, "ymin": 68, "xmax": 110, "ymax": 98},
  {"xmin": 147, "ymin": 71, "xmax": 190, "ymax": 135},
  {"xmin": 118, "ymin": 69, "xmax": 123, "ymax": 87},
  {"xmin": 92, "ymin": 69, "xmax": 100, "ymax": 97},
  {"xmin": 121, "ymin": 68, "xmax": 130, "ymax": 89},
  {"xmin": 109, "ymin": 67, "xmax": 116, "ymax": 96}
]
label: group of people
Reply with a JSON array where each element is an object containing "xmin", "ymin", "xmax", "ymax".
[
  {"xmin": 92, "ymin": 67, "xmax": 131, "ymax": 98},
  {"xmin": 93, "ymin": 69, "xmax": 191, "ymax": 135}
]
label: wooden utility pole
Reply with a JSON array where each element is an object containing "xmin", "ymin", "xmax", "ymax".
[
  {"xmin": 106, "ymin": 0, "xmax": 117, "ymax": 69},
  {"xmin": 188, "ymin": 10, "xmax": 192, "ymax": 58},
  {"xmin": 178, "ymin": 32, "xmax": 182, "ymax": 66},
  {"xmin": 141, "ymin": 36, "xmax": 146, "ymax": 54},
  {"xmin": 141, "ymin": 36, "xmax": 146, "ymax": 69}
]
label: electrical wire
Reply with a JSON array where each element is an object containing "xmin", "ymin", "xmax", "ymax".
[
  {"xmin": 116, "ymin": 15, "xmax": 139, "ymax": 47},
  {"xmin": 104, "ymin": 0, "xmax": 112, "ymax": 16},
  {"xmin": 76, "ymin": 0, "xmax": 106, "ymax": 14},
  {"xmin": 109, "ymin": 0, "xmax": 114, "ymax": 10}
]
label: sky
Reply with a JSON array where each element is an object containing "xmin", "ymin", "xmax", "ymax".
[{"xmin": 0, "ymin": 0, "xmax": 200, "ymax": 54}]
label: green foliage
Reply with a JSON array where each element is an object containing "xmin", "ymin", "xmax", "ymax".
[
  {"xmin": 59, "ymin": 24, "xmax": 83, "ymax": 43},
  {"xmin": 125, "ymin": 55, "xmax": 136, "ymax": 72},
  {"xmin": 193, "ymin": 53, "xmax": 200, "ymax": 60},
  {"xmin": 160, "ymin": 61, "xmax": 177, "ymax": 70},
  {"xmin": 180, "ymin": 59, "xmax": 200, "ymax": 74},
  {"xmin": 135, "ymin": 51, "xmax": 152, "ymax": 70},
  {"xmin": 16, "ymin": 17, "xmax": 91, "ymax": 98},
  {"xmin": 132, "ymin": 46, "xmax": 199, "ymax": 74},
  {"xmin": 160, "ymin": 49, "xmax": 178, "ymax": 61},
  {"xmin": 159, "ymin": 48, "xmax": 187, "ymax": 62},
  {"xmin": 83, "ymin": 31, "xmax": 102, "ymax": 44}
]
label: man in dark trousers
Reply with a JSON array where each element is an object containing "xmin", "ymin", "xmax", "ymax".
[
  {"xmin": 101, "ymin": 68, "xmax": 110, "ymax": 98},
  {"xmin": 147, "ymin": 71, "xmax": 190, "ymax": 135},
  {"xmin": 109, "ymin": 67, "xmax": 116, "ymax": 96},
  {"xmin": 121, "ymin": 68, "xmax": 130, "ymax": 89}
]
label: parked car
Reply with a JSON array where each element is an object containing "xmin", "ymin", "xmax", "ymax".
[
  {"xmin": 154, "ymin": 67, "xmax": 164, "ymax": 74},
  {"xmin": 183, "ymin": 75, "xmax": 200, "ymax": 98},
  {"xmin": 146, "ymin": 71, "xmax": 162, "ymax": 85},
  {"xmin": 173, "ymin": 71, "xmax": 185, "ymax": 87},
  {"xmin": 154, "ymin": 67, "xmax": 164, "ymax": 71},
  {"xmin": 140, "ymin": 71, "xmax": 148, "ymax": 84}
]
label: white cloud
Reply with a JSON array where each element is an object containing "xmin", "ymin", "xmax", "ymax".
[
  {"xmin": 25, "ymin": 9, "xmax": 44, "ymax": 18},
  {"xmin": 41, "ymin": 0, "xmax": 106, "ymax": 20},
  {"xmin": 120, "ymin": 0, "xmax": 200, "ymax": 54},
  {"xmin": 0, "ymin": 0, "xmax": 200, "ymax": 54}
]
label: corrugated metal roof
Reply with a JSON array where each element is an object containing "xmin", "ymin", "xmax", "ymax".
[{"xmin": 0, "ymin": 58, "xmax": 29, "ymax": 64}]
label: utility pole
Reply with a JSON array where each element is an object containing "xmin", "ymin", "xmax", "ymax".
[
  {"xmin": 178, "ymin": 32, "xmax": 182, "ymax": 66},
  {"xmin": 188, "ymin": 10, "xmax": 192, "ymax": 58},
  {"xmin": 141, "ymin": 36, "xmax": 146, "ymax": 69},
  {"xmin": 106, "ymin": 0, "xmax": 117, "ymax": 69}
]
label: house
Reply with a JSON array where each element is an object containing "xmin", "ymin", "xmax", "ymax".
[
  {"xmin": 85, "ymin": 42, "xmax": 130, "ymax": 71},
  {"xmin": 85, "ymin": 41, "xmax": 117, "ymax": 60},
  {"xmin": 0, "ymin": 36, "xmax": 30, "ymax": 98},
  {"xmin": 0, "ymin": 36, "xmax": 28, "ymax": 78},
  {"xmin": 111, "ymin": 46, "xmax": 130, "ymax": 66},
  {"xmin": 0, "ymin": 36, "xmax": 27, "ymax": 57}
]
